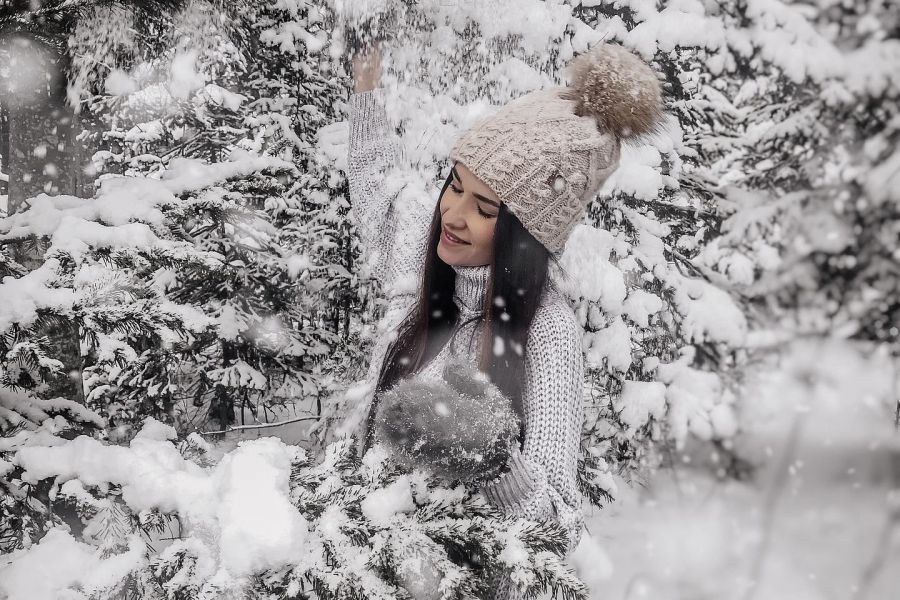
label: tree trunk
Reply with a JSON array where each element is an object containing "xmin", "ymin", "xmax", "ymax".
[
  {"xmin": 0, "ymin": 98, "xmax": 8, "ymax": 212},
  {"xmin": 211, "ymin": 340, "xmax": 237, "ymax": 430},
  {"xmin": 0, "ymin": 34, "xmax": 93, "ymax": 404},
  {"xmin": 1, "ymin": 35, "xmax": 79, "ymax": 215}
]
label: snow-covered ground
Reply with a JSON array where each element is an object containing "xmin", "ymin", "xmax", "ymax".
[
  {"xmin": 576, "ymin": 337, "xmax": 900, "ymax": 600},
  {"xmin": 583, "ymin": 464, "xmax": 899, "ymax": 600}
]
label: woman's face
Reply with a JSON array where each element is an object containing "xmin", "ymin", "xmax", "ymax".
[{"xmin": 437, "ymin": 161, "xmax": 501, "ymax": 267}]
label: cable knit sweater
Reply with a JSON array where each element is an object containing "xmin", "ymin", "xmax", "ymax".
[{"xmin": 347, "ymin": 88, "xmax": 585, "ymax": 597}]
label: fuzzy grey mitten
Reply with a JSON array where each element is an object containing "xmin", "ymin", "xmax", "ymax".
[{"xmin": 374, "ymin": 358, "xmax": 519, "ymax": 483}]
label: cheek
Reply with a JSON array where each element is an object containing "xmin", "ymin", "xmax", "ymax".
[
  {"xmin": 438, "ymin": 189, "xmax": 454, "ymax": 215},
  {"xmin": 473, "ymin": 220, "xmax": 497, "ymax": 249}
]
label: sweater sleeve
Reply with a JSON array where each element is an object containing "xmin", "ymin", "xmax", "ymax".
[
  {"xmin": 479, "ymin": 295, "xmax": 586, "ymax": 564},
  {"xmin": 348, "ymin": 88, "xmax": 431, "ymax": 294},
  {"xmin": 346, "ymin": 89, "xmax": 431, "ymax": 455}
]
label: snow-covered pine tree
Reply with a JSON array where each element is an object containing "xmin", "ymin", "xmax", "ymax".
[
  {"xmin": 566, "ymin": 0, "xmax": 759, "ymax": 487},
  {"xmin": 0, "ymin": 247, "xmax": 108, "ymax": 552},
  {"xmin": 570, "ymin": 0, "xmax": 899, "ymax": 479},
  {"xmin": 61, "ymin": 0, "xmax": 349, "ymax": 433},
  {"xmin": 241, "ymin": 0, "xmax": 375, "ymax": 431},
  {"xmin": 0, "ymin": 152, "xmax": 302, "ymax": 547},
  {"xmin": 699, "ymin": 0, "xmax": 899, "ymax": 355},
  {"xmin": 0, "ymin": 0, "xmax": 405, "ymax": 555}
]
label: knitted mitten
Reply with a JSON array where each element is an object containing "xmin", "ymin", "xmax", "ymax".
[{"xmin": 374, "ymin": 358, "xmax": 519, "ymax": 483}]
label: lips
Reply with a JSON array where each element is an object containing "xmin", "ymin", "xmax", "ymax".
[{"xmin": 441, "ymin": 226, "xmax": 470, "ymax": 245}]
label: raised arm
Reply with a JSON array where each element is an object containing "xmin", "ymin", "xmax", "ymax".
[
  {"xmin": 349, "ymin": 43, "xmax": 400, "ymax": 283},
  {"xmin": 348, "ymin": 44, "xmax": 430, "ymax": 292},
  {"xmin": 345, "ymin": 43, "xmax": 432, "ymax": 453}
]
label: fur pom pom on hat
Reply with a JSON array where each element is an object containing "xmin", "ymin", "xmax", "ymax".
[
  {"xmin": 449, "ymin": 42, "xmax": 665, "ymax": 252},
  {"xmin": 561, "ymin": 42, "xmax": 665, "ymax": 139}
]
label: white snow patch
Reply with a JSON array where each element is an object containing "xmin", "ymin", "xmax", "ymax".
[
  {"xmin": 12, "ymin": 421, "xmax": 308, "ymax": 578},
  {"xmin": 361, "ymin": 475, "xmax": 415, "ymax": 523},
  {"xmin": 0, "ymin": 530, "xmax": 146, "ymax": 600},
  {"xmin": 614, "ymin": 380, "xmax": 667, "ymax": 434}
]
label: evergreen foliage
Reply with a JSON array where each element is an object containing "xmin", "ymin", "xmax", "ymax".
[
  {"xmin": 0, "ymin": 0, "xmax": 896, "ymax": 597},
  {"xmin": 4, "ymin": 421, "xmax": 589, "ymax": 599}
]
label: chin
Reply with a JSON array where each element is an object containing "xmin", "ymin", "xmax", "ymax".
[
  {"xmin": 436, "ymin": 243, "xmax": 456, "ymax": 265},
  {"xmin": 437, "ymin": 242, "xmax": 466, "ymax": 266},
  {"xmin": 437, "ymin": 243, "xmax": 487, "ymax": 267}
]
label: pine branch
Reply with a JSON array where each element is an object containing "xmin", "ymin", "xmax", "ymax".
[
  {"xmin": 197, "ymin": 414, "xmax": 321, "ymax": 436},
  {"xmin": 0, "ymin": 0, "xmax": 187, "ymax": 43}
]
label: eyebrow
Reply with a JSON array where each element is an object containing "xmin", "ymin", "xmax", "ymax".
[{"xmin": 451, "ymin": 166, "xmax": 501, "ymax": 208}]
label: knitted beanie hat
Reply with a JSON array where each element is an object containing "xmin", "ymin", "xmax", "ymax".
[{"xmin": 449, "ymin": 43, "xmax": 665, "ymax": 252}]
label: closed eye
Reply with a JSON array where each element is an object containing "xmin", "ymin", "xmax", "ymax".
[
  {"xmin": 451, "ymin": 181, "xmax": 497, "ymax": 219},
  {"xmin": 477, "ymin": 206, "xmax": 496, "ymax": 218}
]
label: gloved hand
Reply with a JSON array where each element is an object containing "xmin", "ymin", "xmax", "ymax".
[{"xmin": 374, "ymin": 358, "xmax": 519, "ymax": 483}]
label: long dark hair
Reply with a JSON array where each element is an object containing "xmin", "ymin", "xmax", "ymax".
[{"xmin": 362, "ymin": 166, "xmax": 557, "ymax": 452}]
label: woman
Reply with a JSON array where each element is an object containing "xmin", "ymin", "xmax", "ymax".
[{"xmin": 346, "ymin": 39, "xmax": 664, "ymax": 596}]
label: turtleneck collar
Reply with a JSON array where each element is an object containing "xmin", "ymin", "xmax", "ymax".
[{"xmin": 450, "ymin": 263, "xmax": 490, "ymax": 316}]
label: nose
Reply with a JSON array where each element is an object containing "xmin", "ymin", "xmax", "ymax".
[{"xmin": 442, "ymin": 195, "xmax": 467, "ymax": 231}]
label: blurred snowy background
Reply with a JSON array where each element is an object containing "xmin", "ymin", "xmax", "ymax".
[{"xmin": 0, "ymin": 0, "xmax": 898, "ymax": 599}]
